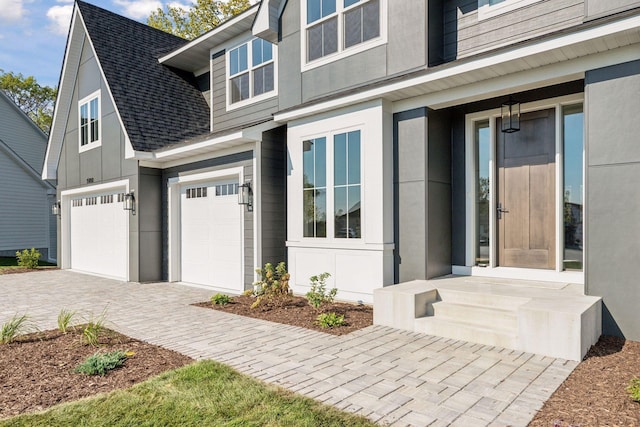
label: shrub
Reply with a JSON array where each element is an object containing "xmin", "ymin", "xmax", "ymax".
[
  {"xmin": 57, "ymin": 309, "xmax": 77, "ymax": 334},
  {"xmin": 316, "ymin": 312, "xmax": 346, "ymax": 328},
  {"xmin": 0, "ymin": 314, "xmax": 36, "ymax": 344},
  {"xmin": 211, "ymin": 293, "xmax": 231, "ymax": 305},
  {"xmin": 306, "ymin": 272, "xmax": 336, "ymax": 310},
  {"xmin": 75, "ymin": 351, "xmax": 128, "ymax": 376},
  {"xmin": 15, "ymin": 248, "xmax": 41, "ymax": 269},
  {"xmin": 251, "ymin": 262, "xmax": 291, "ymax": 309},
  {"xmin": 82, "ymin": 309, "xmax": 108, "ymax": 346},
  {"xmin": 628, "ymin": 377, "xmax": 640, "ymax": 402}
]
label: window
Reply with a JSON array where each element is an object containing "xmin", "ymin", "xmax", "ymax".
[
  {"xmin": 563, "ymin": 104, "xmax": 584, "ymax": 271},
  {"xmin": 334, "ymin": 131, "xmax": 361, "ymax": 238},
  {"xmin": 305, "ymin": 0, "xmax": 381, "ymax": 64},
  {"xmin": 474, "ymin": 120, "xmax": 490, "ymax": 265},
  {"xmin": 302, "ymin": 130, "xmax": 363, "ymax": 239},
  {"xmin": 215, "ymin": 183, "xmax": 239, "ymax": 196},
  {"xmin": 303, "ymin": 137, "xmax": 327, "ymax": 237},
  {"xmin": 228, "ymin": 38, "xmax": 276, "ymax": 107},
  {"xmin": 78, "ymin": 91, "xmax": 100, "ymax": 151},
  {"xmin": 186, "ymin": 187, "xmax": 208, "ymax": 199}
]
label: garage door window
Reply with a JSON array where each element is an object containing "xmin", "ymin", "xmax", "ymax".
[
  {"xmin": 186, "ymin": 187, "xmax": 208, "ymax": 199},
  {"xmin": 215, "ymin": 183, "xmax": 239, "ymax": 196}
]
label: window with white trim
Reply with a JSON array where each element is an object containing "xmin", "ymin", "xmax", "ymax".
[
  {"xmin": 78, "ymin": 90, "xmax": 101, "ymax": 151},
  {"xmin": 302, "ymin": 130, "xmax": 362, "ymax": 239},
  {"xmin": 305, "ymin": 0, "xmax": 380, "ymax": 63},
  {"xmin": 227, "ymin": 38, "xmax": 276, "ymax": 106}
]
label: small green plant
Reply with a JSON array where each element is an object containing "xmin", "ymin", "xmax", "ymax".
[
  {"xmin": 15, "ymin": 248, "xmax": 41, "ymax": 269},
  {"xmin": 82, "ymin": 309, "xmax": 108, "ymax": 346},
  {"xmin": 627, "ymin": 377, "xmax": 640, "ymax": 402},
  {"xmin": 57, "ymin": 309, "xmax": 77, "ymax": 334},
  {"xmin": 75, "ymin": 351, "xmax": 128, "ymax": 376},
  {"xmin": 251, "ymin": 262, "xmax": 291, "ymax": 309},
  {"xmin": 316, "ymin": 312, "xmax": 346, "ymax": 329},
  {"xmin": 306, "ymin": 272, "xmax": 336, "ymax": 310},
  {"xmin": 0, "ymin": 314, "xmax": 36, "ymax": 344},
  {"xmin": 211, "ymin": 293, "xmax": 231, "ymax": 305}
]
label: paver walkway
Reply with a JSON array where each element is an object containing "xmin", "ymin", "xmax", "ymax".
[{"xmin": 0, "ymin": 270, "xmax": 577, "ymax": 426}]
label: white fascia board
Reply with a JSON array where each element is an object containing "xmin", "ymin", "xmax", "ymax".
[
  {"xmin": 43, "ymin": 6, "xmax": 80, "ymax": 180},
  {"xmin": 273, "ymin": 14, "xmax": 640, "ymax": 122},
  {"xmin": 158, "ymin": 7, "xmax": 258, "ymax": 65}
]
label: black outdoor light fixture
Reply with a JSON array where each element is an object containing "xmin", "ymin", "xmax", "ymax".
[
  {"xmin": 238, "ymin": 182, "xmax": 253, "ymax": 212},
  {"xmin": 501, "ymin": 96, "xmax": 521, "ymax": 133},
  {"xmin": 123, "ymin": 190, "xmax": 136, "ymax": 215},
  {"xmin": 51, "ymin": 200, "xmax": 61, "ymax": 216}
]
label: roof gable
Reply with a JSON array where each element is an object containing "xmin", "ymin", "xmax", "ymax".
[{"xmin": 76, "ymin": 1, "xmax": 211, "ymax": 152}]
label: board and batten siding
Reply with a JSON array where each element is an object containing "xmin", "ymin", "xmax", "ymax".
[
  {"xmin": 443, "ymin": 0, "xmax": 584, "ymax": 62},
  {"xmin": 210, "ymin": 51, "xmax": 278, "ymax": 133},
  {"xmin": 0, "ymin": 147, "xmax": 49, "ymax": 253}
]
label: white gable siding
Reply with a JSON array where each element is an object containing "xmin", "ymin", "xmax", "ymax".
[
  {"xmin": 0, "ymin": 147, "xmax": 49, "ymax": 252},
  {"xmin": 0, "ymin": 94, "xmax": 47, "ymax": 172}
]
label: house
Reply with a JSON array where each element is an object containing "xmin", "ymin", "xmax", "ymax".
[
  {"xmin": 45, "ymin": 0, "xmax": 640, "ymax": 360},
  {"xmin": 0, "ymin": 90, "xmax": 56, "ymax": 262}
]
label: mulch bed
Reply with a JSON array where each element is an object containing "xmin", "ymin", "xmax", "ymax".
[
  {"xmin": 194, "ymin": 295, "xmax": 373, "ymax": 336},
  {"xmin": 0, "ymin": 328, "xmax": 192, "ymax": 419},
  {"xmin": 0, "ymin": 267, "xmax": 58, "ymax": 275},
  {"xmin": 530, "ymin": 335, "xmax": 640, "ymax": 426}
]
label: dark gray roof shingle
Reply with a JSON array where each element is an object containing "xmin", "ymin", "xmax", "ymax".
[{"xmin": 77, "ymin": 1, "xmax": 211, "ymax": 152}]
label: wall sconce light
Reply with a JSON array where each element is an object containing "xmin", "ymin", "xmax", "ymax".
[
  {"xmin": 238, "ymin": 182, "xmax": 253, "ymax": 212},
  {"xmin": 501, "ymin": 96, "xmax": 520, "ymax": 133},
  {"xmin": 123, "ymin": 191, "xmax": 136, "ymax": 215},
  {"xmin": 51, "ymin": 200, "xmax": 61, "ymax": 216}
]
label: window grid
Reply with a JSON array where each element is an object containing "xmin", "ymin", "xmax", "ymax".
[
  {"xmin": 100, "ymin": 194, "xmax": 114, "ymax": 204},
  {"xmin": 306, "ymin": 0, "xmax": 380, "ymax": 63},
  {"xmin": 215, "ymin": 183, "xmax": 239, "ymax": 196},
  {"xmin": 79, "ymin": 94, "xmax": 100, "ymax": 147},
  {"xmin": 229, "ymin": 39, "xmax": 275, "ymax": 105},
  {"xmin": 186, "ymin": 187, "xmax": 208, "ymax": 199},
  {"xmin": 85, "ymin": 196, "xmax": 97, "ymax": 206},
  {"xmin": 303, "ymin": 137, "xmax": 327, "ymax": 238},
  {"xmin": 72, "ymin": 199, "xmax": 83, "ymax": 207},
  {"xmin": 334, "ymin": 131, "xmax": 361, "ymax": 239}
]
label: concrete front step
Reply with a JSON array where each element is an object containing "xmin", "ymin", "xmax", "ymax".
[
  {"xmin": 431, "ymin": 301, "xmax": 518, "ymax": 331},
  {"xmin": 374, "ymin": 275, "xmax": 603, "ymax": 361},
  {"xmin": 414, "ymin": 316, "xmax": 518, "ymax": 349}
]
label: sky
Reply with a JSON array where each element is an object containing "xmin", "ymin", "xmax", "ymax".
[{"xmin": 0, "ymin": 0, "xmax": 198, "ymax": 88}]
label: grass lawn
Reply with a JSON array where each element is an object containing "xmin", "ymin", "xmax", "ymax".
[
  {"xmin": 0, "ymin": 257, "xmax": 55, "ymax": 269},
  {"xmin": 0, "ymin": 360, "xmax": 376, "ymax": 427}
]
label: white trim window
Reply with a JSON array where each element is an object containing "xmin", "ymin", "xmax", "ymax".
[
  {"xmin": 227, "ymin": 38, "xmax": 276, "ymax": 108},
  {"xmin": 478, "ymin": 0, "xmax": 543, "ymax": 20},
  {"xmin": 303, "ymin": 129, "xmax": 362, "ymax": 239},
  {"xmin": 303, "ymin": 0, "xmax": 384, "ymax": 68},
  {"xmin": 78, "ymin": 90, "xmax": 101, "ymax": 152}
]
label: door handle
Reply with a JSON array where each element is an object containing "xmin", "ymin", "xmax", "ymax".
[{"xmin": 497, "ymin": 203, "xmax": 509, "ymax": 219}]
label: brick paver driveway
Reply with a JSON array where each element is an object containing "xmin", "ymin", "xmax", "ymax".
[{"xmin": 0, "ymin": 270, "xmax": 576, "ymax": 426}]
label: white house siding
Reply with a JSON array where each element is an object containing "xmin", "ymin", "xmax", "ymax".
[
  {"xmin": 286, "ymin": 100, "xmax": 395, "ymax": 303},
  {"xmin": 0, "ymin": 147, "xmax": 49, "ymax": 254}
]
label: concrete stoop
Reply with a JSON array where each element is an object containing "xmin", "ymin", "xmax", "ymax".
[{"xmin": 373, "ymin": 275, "xmax": 602, "ymax": 361}]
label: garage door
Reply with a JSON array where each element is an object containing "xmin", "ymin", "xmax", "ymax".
[
  {"xmin": 69, "ymin": 192, "xmax": 128, "ymax": 279},
  {"xmin": 180, "ymin": 181, "xmax": 243, "ymax": 292}
]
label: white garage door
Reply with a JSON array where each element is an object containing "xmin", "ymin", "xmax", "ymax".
[
  {"xmin": 69, "ymin": 193, "xmax": 128, "ymax": 280},
  {"xmin": 180, "ymin": 181, "xmax": 243, "ymax": 292}
]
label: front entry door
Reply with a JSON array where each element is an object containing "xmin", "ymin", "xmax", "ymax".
[{"xmin": 497, "ymin": 109, "xmax": 556, "ymax": 269}]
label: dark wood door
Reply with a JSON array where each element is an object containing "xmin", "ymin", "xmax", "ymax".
[{"xmin": 497, "ymin": 109, "xmax": 556, "ymax": 269}]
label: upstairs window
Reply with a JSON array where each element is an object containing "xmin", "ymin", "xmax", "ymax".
[
  {"xmin": 227, "ymin": 38, "xmax": 276, "ymax": 108},
  {"xmin": 305, "ymin": 0, "xmax": 381, "ymax": 64},
  {"xmin": 78, "ymin": 90, "xmax": 100, "ymax": 152}
]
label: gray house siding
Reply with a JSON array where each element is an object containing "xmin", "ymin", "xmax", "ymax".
[
  {"xmin": 139, "ymin": 167, "xmax": 163, "ymax": 282},
  {"xmin": 442, "ymin": 0, "xmax": 584, "ymax": 62},
  {"xmin": 211, "ymin": 50, "xmax": 279, "ymax": 132},
  {"xmin": 586, "ymin": 0, "xmax": 640, "ymax": 20},
  {"xmin": 585, "ymin": 59, "xmax": 640, "ymax": 340},
  {"xmin": 279, "ymin": 0, "xmax": 429, "ymax": 107},
  {"xmin": 260, "ymin": 126, "xmax": 287, "ymax": 266},
  {"xmin": 0, "ymin": 94, "xmax": 46, "ymax": 172},
  {"xmin": 393, "ymin": 108, "xmax": 451, "ymax": 284},
  {"xmin": 160, "ymin": 151, "xmax": 255, "ymax": 288},
  {"xmin": 55, "ymin": 35, "xmax": 141, "ymax": 279}
]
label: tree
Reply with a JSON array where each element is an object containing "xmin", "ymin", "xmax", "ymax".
[
  {"xmin": 0, "ymin": 70, "xmax": 57, "ymax": 135},
  {"xmin": 148, "ymin": 0, "xmax": 251, "ymax": 40}
]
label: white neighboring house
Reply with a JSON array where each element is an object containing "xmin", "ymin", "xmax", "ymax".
[{"xmin": 0, "ymin": 90, "xmax": 57, "ymax": 262}]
